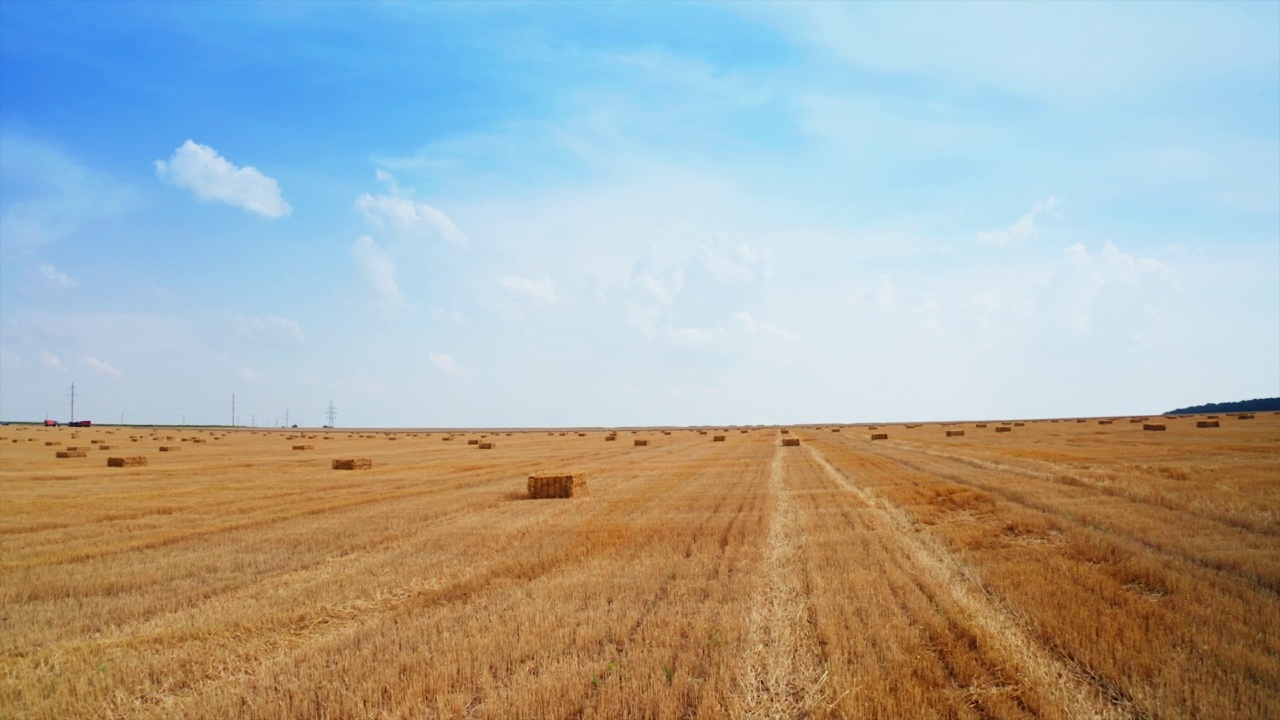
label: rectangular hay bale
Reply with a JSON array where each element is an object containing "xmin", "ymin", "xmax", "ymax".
[
  {"xmin": 994, "ymin": 426, "xmax": 1012, "ymax": 433},
  {"xmin": 946, "ymin": 430, "xmax": 965, "ymax": 437},
  {"xmin": 528, "ymin": 473, "xmax": 587, "ymax": 499},
  {"xmin": 56, "ymin": 450, "xmax": 87, "ymax": 458},
  {"xmin": 332, "ymin": 458, "xmax": 373, "ymax": 470},
  {"xmin": 870, "ymin": 433, "xmax": 888, "ymax": 441},
  {"xmin": 159, "ymin": 446, "xmax": 180, "ymax": 451},
  {"xmin": 293, "ymin": 444, "xmax": 314, "ymax": 450},
  {"xmin": 478, "ymin": 442, "xmax": 493, "ymax": 449},
  {"xmin": 634, "ymin": 439, "xmax": 649, "ymax": 446},
  {"xmin": 713, "ymin": 435, "xmax": 726, "ymax": 442},
  {"xmin": 107, "ymin": 456, "xmax": 148, "ymax": 467},
  {"xmin": 1143, "ymin": 424, "xmax": 1166, "ymax": 431},
  {"xmin": 782, "ymin": 438, "xmax": 801, "ymax": 446},
  {"xmin": 1197, "ymin": 421, "xmax": 1220, "ymax": 428}
]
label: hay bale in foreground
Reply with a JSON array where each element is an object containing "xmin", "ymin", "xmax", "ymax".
[
  {"xmin": 870, "ymin": 433, "xmax": 888, "ymax": 441},
  {"xmin": 946, "ymin": 430, "xmax": 965, "ymax": 437},
  {"xmin": 478, "ymin": 442, "xmax": 494, "ymax": 449},
  {"xmin": 332, "ymin": 458, "xmax": 373, "ymax": 470},
  {"xmin": 293, "ymin": 444, "xmax": 313, "ymax": 450},
  {"xmin": 995, "ymin": 426, "xmax": 1012, "ymax": 433},
  {"xmin": 107, "ymin": 456, "xmax": 147, "ymax": 467},
  {"xmin": 1143, "ymin": 424, "xmax": 1166, "ymax": 431},
  {"xmin": 782, "ymin": 438, "xmax": 801, "ymax": 446},
  {"xmin": 1197, "ymin": 421, "xmax": 1220, "ymax": 429},
  {"xmin": 56, "ymin": 450, "xmax": 87, "ymax": 458},
  {"xmin": 634, "ymin": 439, "xmax": 649, "ymax": 447},
  {"xmin": 713, "ymin": 435, "xmax": 726, "ymax": 442},
  {"xmin": 528, "ymin": 473, "xmax": 587, "ymax": 499}
]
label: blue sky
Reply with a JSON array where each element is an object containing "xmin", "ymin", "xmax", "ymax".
[{"xmin": 1, "ymin": 1, "xmax": 1277, "ymax": 427}]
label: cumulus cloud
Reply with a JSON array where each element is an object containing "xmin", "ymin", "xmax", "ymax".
[
  {"xmin": 81, "ymin": 356, "xmax": 122, "ymax": 378},
  {"xmin": 703, "ymin": 243, "xmax": 772, "ymax": 285},
  {"xmin": 428, "ymin": 352, "xmax": 465, "ymax": 375},
  {"xmin": 352, "ymin": 236, "xmax": 407, "ymax": 309},
  {"xmin": 39, "ymin": 351, "xmax": 64, "ymax": 371},
  {"xmin": 34, "ymin": 264, "xmax": 77, "ymax": 291},
  {"xmin": 1050, "ymin": 240, "xmax": 1177, "ymax": 337},
  {"xmin": 978, "ymin": 196, "xmax": 1062, "ymax": 247},
  {"xmin": 155, "ymin": 140, "xmax": 292, "ymax": 218},
  {"xmin": 500, "ymin": 275, "xmax": 559, "ymax": 307},
  {"xmin": 356, "ymin": 170, "xmax": 468, "ymax": 247}
]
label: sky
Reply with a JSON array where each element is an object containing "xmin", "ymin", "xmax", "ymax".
[{"xmin": 1, "ymin": 1, "xmax": 1277, "ymax": 428}]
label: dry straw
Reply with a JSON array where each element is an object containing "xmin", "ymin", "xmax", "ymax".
[
  {"xmin": 1143, "ymin": 424, "xmax": 1166, "ymax": 431},
  {"xmin": 1098, "ymin": 420, "xmax": 1113, "ymax": 425},
  {"xmin": 55, "ymin": 450, "xmax": 87, "ymax": 458},
  {"xmin": 946, "ymin": 430, "xmax": 965, "ymax": 437},
  {"xmin": 634, "ymin": 439, "xmax": 649, "ymax": 447},
  {"xmin": 713, "ymin": 435, "xmax": 726, "ymax": 442},
  {"xmin": 332, "ymin": 458, "xmax": 373, "ymax": 470},
  {"xmin": 159, "ymin": 446, "xmax": 180, "ymax": 452},
  {"xmin": 44, "ymin": 441, "xmax": 61, "ymax": 446},
  {"xmin": 527, "ymin": 473, "xmax": 587, "ymax": 499},
  {"xmin": 975, "ymin": 423, "xmax": 988, "ymax": 428},
  {"xmin": 467, "ymin": 439, "xmax": 480, "ymax": 445},
  {"xmin": 995, "ymin": 426, "xmax": 1012, "ymax": 433},
  {"xmin": 605, "ymin": 434, "xmax": 617, "ymax": 441},
  {"xmin": 871, "ymin": 433, "xmax": 888, "ymax": 441},
  {"xmin": 1197, "ymin": 421, "xmax": 1220, "ymax": 428},
  {"xmin": 1238, "ymin": 414, "xmax": 1256, "ymax": 420},
  {"xmin": 292, "ymin": 444, "xmax": 313, "ymax": 450},
  {"xmin": 782, "ymin": 438, "xmax": 801, "ymax": 446},
  {"xmin": 107, "ymin": 456, "xmax": 147, "ymax": 467},
  {"xmin": 96, "ymin": 445, "xmax": 114, "ymax": 450},
  {"xmin": 478, "ymin": 442, "xmax": 493, "ymax": 449}
]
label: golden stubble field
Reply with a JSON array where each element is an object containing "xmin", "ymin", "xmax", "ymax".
[{"xmin": 1, "ymin": 415, "xmax": 1278, "ymax": 719}]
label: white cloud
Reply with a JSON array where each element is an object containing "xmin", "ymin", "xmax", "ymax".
[
  {"xmin": 356, "ymin": 170, "xmax": 468, "ymax": 247},
  {"xmin": 155, "ymin": 140, "xmax": 292, "ymax": 218},
  {"xmin": 352, "ymin": 235, "xmax": 407, "ymax": 309},
  {"xmin": 1050, "ymin": 240, "xmax": 1177, "ymax": 336},
  {"xmin": 34, "ymin": 264, "xmax": 77, "ymax": 291},
  {"xmin": 428, "ymin": 352, "xmax": 464, "ymax": 375},
  {"xmin": 81, "ymin": 356, "xmax": 122, "ymax": 379},
  {"xmin": 235, "ymin": 315, "xmax": 304, "ymax": 344},
  {"xmin": 978, "ymin": 196, "xmax": 1062, "ymax": 247},
  {"xmin": 39, "ymin": 351, "xmax": 64, "ymax": 371},
  {"xmin": 500, "ymin": 274, "xmax": 559, "ymax": 307},
  {"xmin": 704, "ymin": 243, "xmax": 771, "ymax": 285}
]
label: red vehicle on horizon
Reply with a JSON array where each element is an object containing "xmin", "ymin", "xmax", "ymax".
[{"xmin": 43, "ymin": 419, "xmax": 57, "ymax": 427}]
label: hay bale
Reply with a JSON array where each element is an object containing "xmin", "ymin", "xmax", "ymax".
[
  {"xmin": 1197, "ymin": 421, "xmax": 1220, "ymax": 428},
  {"xmin": 1076, "ymin": 419, "xmax": 1086, "ymax": 423},
  {"xmin": 1238, "ymin": 414, "xmax": 1255, "ymax": 420},
  {"xmin": 528, "ymin": 473, "xmax": 587, "ymax": 499},
  {"xmin": 995, "ymin": 426, "xmax": 1012, "ymax": 433},
  {"xmin": 332, "ymin": 458, "xmax": 373, "ymax": 470},
  {"xmin": 91, "ymin": 439, "xmax": 103, "ymax": 444},
  {"xmin": 634, "ymin": 439, "xmax": 649, "ymax": 447},
  {"xmin": 1098, "ymin": 420, "xmax": 1113, "ymax": 425},
  {"xmin": 191, "ymin": 438, "xmax": 206, "ymax": 443},
  {"xmin": 96, "ymin": 445, "xmax": 114, "ymax": 450},
  {"xmin": 1207, "ymin": 415, "xmax": 1219, "ymax": 419},
  {"xmin": 107, "ymin": 456, "xmax": 147, "ymax": 467},
  {"xmin": 293, "ymin": 444, "xmax": 314, "ymax": 450},
  {"xmin": 780, "ymin": 429, "xmax": 790, "ymax": 434},
  {"xmin": 478, "ymin": 442, "xmax": 494, "ymax": 449},
  {"xmin": 159, "ymin": 446, "xmax": 180, "ymax": 452},
  {"xmin": 946, "ymin": 430, "xmax": 965, "ymax": 437},
  {"xmin": 782, "ymin": 438, "xmax": 801, "ymax": 447},
  {"xmin": 831, "ymin": 428, "xmax": 841, "ymax": 433},
  {"xmin": 605, "ymin": 435, "xmax": 617, "ymax": 441},
  {"xmin": 467, "ymin": 439, "xmax": 479, "ymax": 445},
  {"xmin": 1013, "ymin": 422, "xmax": 1025, "ymax": 427},
  {"xmin": 55, "ymin": 450, "xmax": 87, "ymax": 458},
  {"xmin": 45, "ymin": 441, "xmax": 61, "ymax": 446},
  {"xmin": 1143, "ymin": 424, "xmax": 1166, "ymax": 431},
  {"xmin": 870, "ymin": 433, "xmax": 888, "ymax": 441},
  {"xmin": 974, "ymin": 423, "xmax": 987, "ymax": 428},
  {"xmin": 713, "ymin": 435, "xmax": 726, "ymax": 442}
]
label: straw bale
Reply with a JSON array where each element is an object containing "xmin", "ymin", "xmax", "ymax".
[
  {"xmin": 1014, "ymin": 422, "xmax": 1025, "ymax": 427},
  {"xmin": 605, "ymin": 435, "xmax": 617, "ymax": 441},
  {"xmin": 478, "ymin": 442, "xmax": 494, "ymax": 449},
  {"xmin": 831, "ymin": 428, "xmax": 841, "ymax": 432},
  {"xmin": 946, "ymin": 430, "xmax": 965, "ymax": 437},
  {"xmin": 1197, "ymin": 421, "xmax": 1220, "ymax": 428},
  {"xmin": 782, "ymin": 438, "xmax": 801, "ymax": 447},
  {"xmin": 780, "ymin": 429, "xmax": 790, "ymax": 434},
  {"xmin": 56, "ymin": 450, "xmax": 87, "ymax": 458},
  {"xmin": 871, "ymin": 433, "xmax": 888, "ymax": 441},
  {"xmin": 293, "ymin": 444, "xmax": 314, "ymax": 450},
  {"xmin": 467, "ymin": 439, "xmax": 480, "ymax": 445},
  {"xmin": 1207, "ymin": 415, "xmax": 1219, "ymax": 419},
  {"xmin": 528, "ymin": 473, "xmax": 587, "ymax": 499},
  {"xmin": 159, "ymin": 446, "xmax": 180, "ymax": 452},
  {"xmin": 1098, "ymin": 420, "xmax": 1113, "ymax": 425},
  {"xmin": 1238, "ymin": 414, "xmax": 1255, "ymax": 420},
  {"xmin": 713, "ymin": 435, "xmax": 726, "ymax": 442},
  {"xmin": 91, "ymin": 439, "xmax": 103, "ymax": 444},
  {"xmin": 107, "ymin": 456, "xmax": 147, "ymax": 467},
  {"xmin": 96, "ymin": 445, "xmax": 114, "ymax": 450},
  {"xmin": 634, "ymin": 439, "xmax": 649, "ymax": 447},
  {"xmin": 45, "ymin": 441, "xmax": 61, "ymax": 446},
  {"xmin": 332, "ymin": 458, "xmax": 373, "ymax": 470},
  {"xmin": 1076, "ymin": 419, "xmax": 1086, "ymax": 423},
  {"xmin": 1143, "ymin": 424, "xmax": 1166, "ymax": 431}
]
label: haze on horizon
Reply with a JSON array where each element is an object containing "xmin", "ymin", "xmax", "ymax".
[{"xmin": 1, "ymin": 1, "xmax": 1277, "ymax": 428}]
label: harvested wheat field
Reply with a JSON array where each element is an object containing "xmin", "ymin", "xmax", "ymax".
[{"xmin": 2, "ymin": 417, "xmax": 1279, "ymax": 719}]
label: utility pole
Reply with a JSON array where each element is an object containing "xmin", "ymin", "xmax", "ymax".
[
  {"xmin": 325, "ymin": 401, "xmax": 337, "ymax": 428},
  {"xmin": 285, "ymin": 408, "xmax": 290, "ymax": 427},
  {"xmin": 231, "ymin": 393, "xmax": 237, "ymax": 427},
  {"xmin": 69, "ymin": 382, "xmax": 76, "ymax": 423}
]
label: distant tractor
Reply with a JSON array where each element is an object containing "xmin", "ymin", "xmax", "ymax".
[
  {"xmin": 44, "ymin": 419, "xmax": 57, "ymax": 427},
  {"xmin": 69, "ymin": 420, "xmax": 92, "ymax": 428}
]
